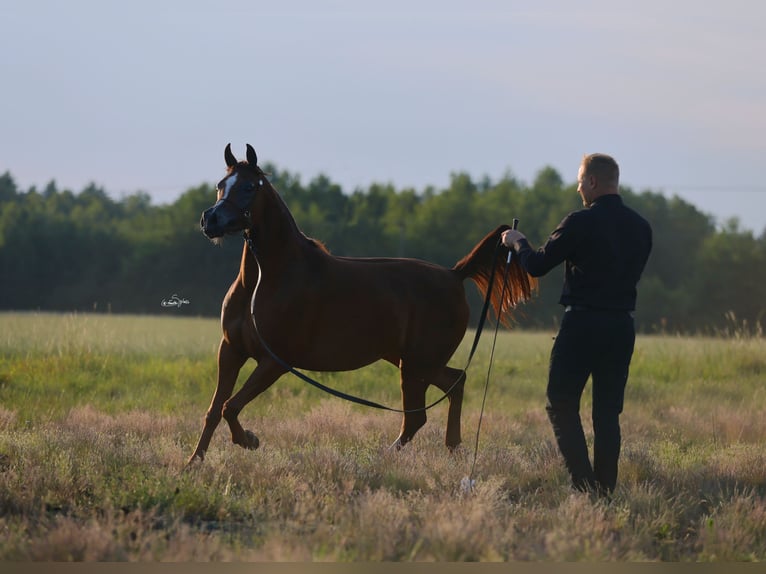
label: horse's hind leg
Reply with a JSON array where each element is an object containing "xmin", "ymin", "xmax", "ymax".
[
  {"xmin": 429, "ymin": 366, "xmax": 466, "ymax": 450},
  {"xmin": 188, "ymin": 339, "xmax": 246, "ymax": 466},
  {"xmin": 390, "ymin": 366, "xmax": 429, "ymax": 450}
]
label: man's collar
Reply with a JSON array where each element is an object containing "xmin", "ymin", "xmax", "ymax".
[{"xmin": 590, "ymin": 193, "xmax": 622, "ymax": 207}]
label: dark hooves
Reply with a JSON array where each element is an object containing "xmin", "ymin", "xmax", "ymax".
[{"xmin": 244, "ymin": 430, "xmax": 260, "ymax": 451}]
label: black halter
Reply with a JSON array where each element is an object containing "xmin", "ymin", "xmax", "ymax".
[{"xmin": 217, "ymin": 176, "xmax": 263, "ymax": 232}]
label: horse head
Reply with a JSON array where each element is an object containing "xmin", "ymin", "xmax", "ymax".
[{"xmin": 200, "ymin": 143, "xmax": 265, "ymax": 240}]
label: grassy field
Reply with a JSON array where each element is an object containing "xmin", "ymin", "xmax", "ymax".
[{"xmin": 0, "ymin": 311, "xmax": 764, "ymax": 561}]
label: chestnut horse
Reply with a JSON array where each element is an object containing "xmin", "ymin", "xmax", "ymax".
[{"xmin": 188, "ymin": 144, "xmax": 535, "ymax": 465}]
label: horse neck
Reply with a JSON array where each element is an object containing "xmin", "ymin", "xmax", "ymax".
[{"xmin": 247, "ymin": 183, "xmax": 306, "ymax": 273}]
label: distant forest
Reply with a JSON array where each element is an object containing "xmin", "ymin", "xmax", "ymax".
[{"xmin": 1, "ymin": 165, "xmax": 764, "ymax": 334}]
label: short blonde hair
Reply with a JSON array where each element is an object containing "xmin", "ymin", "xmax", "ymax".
[{"xmin": 581, "ymin": 153, "xmax": 619, "ymax": 188}]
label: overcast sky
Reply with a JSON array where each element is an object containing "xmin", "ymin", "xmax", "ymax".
[{"xmin": 2, "ymin": 0, "xmax": 765, "ymax": 234}]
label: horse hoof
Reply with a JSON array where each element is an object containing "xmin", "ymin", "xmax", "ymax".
[
  {"xmin": 388, "ymin": 438, "xmax": 403, "ymax": 452},
  {"xmin": 184, "ymin": 452, "xmax": 205, "ymax": 469},
  {"xmin": 244, "ymin": 430, "xmax": 260, "ymax": 451}
]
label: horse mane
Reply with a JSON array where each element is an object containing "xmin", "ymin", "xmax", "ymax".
[
  {"xmin": 301, "ymin": 233, "xmax": 330, "ymax": 253},
  {"xmin": 236, "ymin": 162, "xmax": 330, "ymax": 254}
]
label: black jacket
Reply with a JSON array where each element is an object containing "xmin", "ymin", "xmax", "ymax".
[{"xmin": 514, "ymin": 194, "xmax": 652, "ymax": 311}]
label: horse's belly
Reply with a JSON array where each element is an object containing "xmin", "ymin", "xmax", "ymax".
[{"xmin": 287, "ymin": 327, "xmax": 398, "ymax": 372}]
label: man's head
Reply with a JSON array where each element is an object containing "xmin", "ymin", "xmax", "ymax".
[{"xmin": 577, "ymin": 153, "xmax": 620, "ymax": 207}]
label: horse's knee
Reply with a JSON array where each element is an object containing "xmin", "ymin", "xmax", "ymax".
[{"xmin": 205, "ymin": 408, "xmax": 223, "ymax": 427}]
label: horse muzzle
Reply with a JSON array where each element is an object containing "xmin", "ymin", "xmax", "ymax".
[
  {"xmin": 200, "ymin": 206, "xmax": 225, "ymax": 238},
  {"xmin": 203, "ymin": 197, "xmax": 255, "ymax": 237}
]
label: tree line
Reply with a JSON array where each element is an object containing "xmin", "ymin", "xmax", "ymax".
[{"xmin": 1, "ymin": 165, "xmax": 764, "ymax": 334}]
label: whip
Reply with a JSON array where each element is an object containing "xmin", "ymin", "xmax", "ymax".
[{"xmin": 461, "ymin": 218, "xmax": 519, "ymax": 495}]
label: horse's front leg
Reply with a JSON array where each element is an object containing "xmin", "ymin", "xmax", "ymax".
[
  {"xmin": 187, "ymin": 339, "xmax": 247, "ymax": 467},
  {"xmin": 222, "ymin": 358, "xmax": 286, "ymax": 451}
]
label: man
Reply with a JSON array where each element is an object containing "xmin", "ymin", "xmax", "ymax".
[{"xmin": 502, "ymin": 153, "xmax": 652, "ymax": 495}]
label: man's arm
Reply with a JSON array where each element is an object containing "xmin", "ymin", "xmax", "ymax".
[{"xmin": 502, "ymin": 214, "xmax": 580, "ymax": 277}]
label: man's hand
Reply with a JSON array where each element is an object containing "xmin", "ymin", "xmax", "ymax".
[{"xmin": 502, "ymin": 228, "xmax": 526, "ymax": 250}]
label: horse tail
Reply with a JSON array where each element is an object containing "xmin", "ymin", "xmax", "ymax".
[{"xmin": 452, "ymin": 224, "xmax": 537, "ymax": 326}]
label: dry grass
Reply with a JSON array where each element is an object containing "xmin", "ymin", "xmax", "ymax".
[{"xmin": 0, "ymin": 312, "xmax": 764, "ymax": 561}]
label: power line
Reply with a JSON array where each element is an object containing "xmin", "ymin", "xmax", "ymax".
[{"xmin": 634, "ymin": 184, "xmax": 766, "ymax": 193}]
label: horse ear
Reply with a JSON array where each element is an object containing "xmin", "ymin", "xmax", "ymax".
[
  {"xmin": 246, "ymin": 144, "xmax": 258, "ymax": 166},
  {"xmin": 224, "ymin": 143, "xmax": 237, "ymax": 168}
]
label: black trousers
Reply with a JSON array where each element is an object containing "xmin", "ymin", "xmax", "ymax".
[{"xmin": 546, "ymin": 307, "xmax": 635, "ymax": 494}]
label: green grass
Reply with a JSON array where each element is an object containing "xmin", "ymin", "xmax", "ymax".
[{"xmin": 0, "ymin": 312, "xmax": 764, "ymax": 561}]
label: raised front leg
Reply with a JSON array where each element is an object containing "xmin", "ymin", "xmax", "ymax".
[
  {"xmin": 222, "ymin": 358, "xmax": 286, "ymax": 451},
  {"xmin": 187, "ymin": 339, "xmax": 247, "ymax": 466}
]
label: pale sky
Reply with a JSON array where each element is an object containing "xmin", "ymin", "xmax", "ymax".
[{"xmin": 2, "ymin": 0, "xmax": 765, "ymax": 234}]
